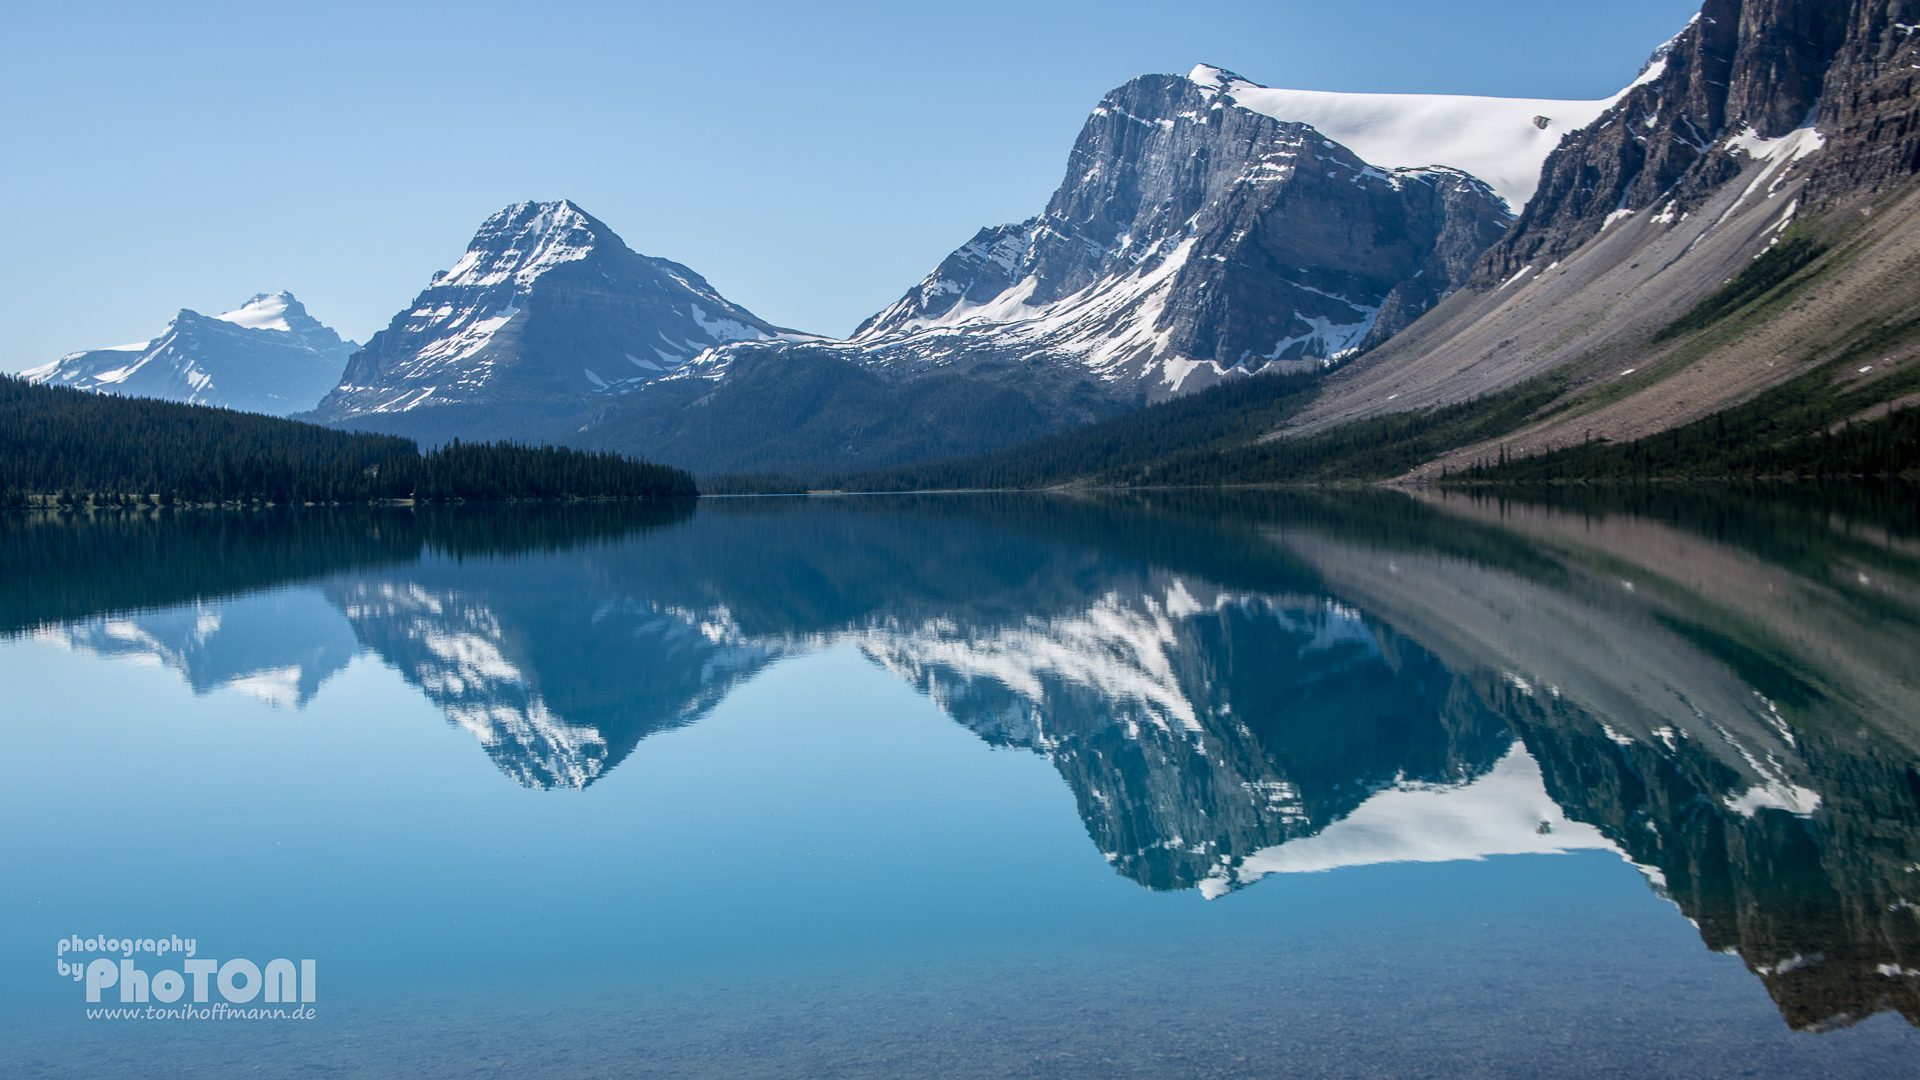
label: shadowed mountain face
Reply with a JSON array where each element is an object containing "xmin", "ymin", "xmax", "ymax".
[{"xmin": 10, "ymin": 488, "xmax": 1919, "ymax": 1031}]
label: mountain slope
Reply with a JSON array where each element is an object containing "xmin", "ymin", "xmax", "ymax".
[
  {"xmin": 306, "ymin": 200, "xmax": 805, "ymax": 431},
  {"xmin": 1270, "ymin": 0, "xmax": 1920, "ymax": 477},
  {"xmin": 22, "ymin": 292, "xmax": 357, "ymax": 416}
]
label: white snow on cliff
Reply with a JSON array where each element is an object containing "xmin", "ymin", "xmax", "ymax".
[
  {"xmin": 215, "ymin": 291, "xmax": 295, "ymax": 332},
  {"xmin": 1189, "ymin": 65, "xmax": 1625, "ymax": 208}
]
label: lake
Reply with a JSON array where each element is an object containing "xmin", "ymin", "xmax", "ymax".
[{"xmin": 3, "ymin": 487, "xmax": 1917, "ymax": 1078}]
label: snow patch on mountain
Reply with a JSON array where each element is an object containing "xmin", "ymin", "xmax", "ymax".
[
  {"xmin": 216, "ymin": 292, "xmax": 295, "ymax": 332},
  {"xmin": 433, "ymin": 202, "xmax": 596, "ymax": 292},
  {"xmin": 865, "ymin": 235, "xmax": 1206, "ymax": 389},
  {"xmin": 1187, "ymin": 65, "xmax": 1623, "ymax": 208}
]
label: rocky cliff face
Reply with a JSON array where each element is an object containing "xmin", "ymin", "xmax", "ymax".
[
  {"xmin": 22, "ymin": 292, "xmax": 357, "ymax": 416},
  {"xmin": 308, "ymin": 201, "xmax": 800, "ymax": 426},
  {"xmin": 1808, "ymin": 0, "xmax": 1920, "ymax": 197},
  {"xmin": 1479, "ymin": 0, "xmax": 1888, "ymax": 282},
  {"xmin": 835, "ymin": 68, "xmax": 1514, "ymax": 401}
]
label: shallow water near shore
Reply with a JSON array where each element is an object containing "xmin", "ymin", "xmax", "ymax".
[{"xmin": 3, "ymin": 488, "xmax": 1917, "ymax": 1078}]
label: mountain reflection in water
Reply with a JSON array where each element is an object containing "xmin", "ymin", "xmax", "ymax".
[{"xmin": 5, "ymin": 487, "xmax": 1918, "ymax": 1033}]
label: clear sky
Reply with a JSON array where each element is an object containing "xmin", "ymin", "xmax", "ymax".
[{"xmin": 1, "ymin": 0, "xmax": 1702, "ymax": 370}]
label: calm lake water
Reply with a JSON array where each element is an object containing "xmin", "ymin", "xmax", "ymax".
[{"xmin": 3, "ymin": 488, "xmax": 1917, "ymax": 1079}]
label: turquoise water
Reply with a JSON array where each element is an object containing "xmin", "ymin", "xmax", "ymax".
[{"xmin": 2, "ymin": 490, "xmax": 1917, "ymax": 1077}]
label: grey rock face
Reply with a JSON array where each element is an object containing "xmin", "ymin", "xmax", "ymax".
[
  {"xmin": 22, "ymin": 292, "xmax": 357, "ymax": 416},
  {"xmin": 1479, "ymin": 1, "xmax": 1855, "ymax": 282},
  {"xmin": 308, "ymin": 201, "xmax": 800, "ymax": 424},
  {"xmin": 1806, "ymin": 0, "xmax": 1920, "ymax": 199},
  {"xmin": 837, "ymin": 70, "xmax": 1513, "ymax": 402}
]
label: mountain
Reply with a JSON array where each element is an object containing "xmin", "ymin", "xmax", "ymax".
[
  {"xmin": 1270, "ymin": 0, "xmax": 1920, "ymax": 479},
  {"xmin": 558, "ymin": 66, "xmax": 1579, "ymax": 477},
  {"xmin": 835, "ymin": 60, "xmax": 1655, "ymax": 387},
  {"xmin": 833, "ymin": 65, "xmax": 1520, "ymax": 397},
  {"xmin": 303, "ymin": 201, "xmax": 806, "ymax": 436},
  {"xmin": 21, "ymin": 292, "xmax": 357, "ymax": 416},
  {"xmin": 301, "ymin": 60, "xmax": 1651, "ymax": 477}
]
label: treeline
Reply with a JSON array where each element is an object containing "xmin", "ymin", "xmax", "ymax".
[
  {"xmin": 396, "ymin": 439, "xmax": 696, "ymax": 501},
  {"xmin": 808, "ymin": 363, "xmax": 1580, "ymax": 491},
  {"xmin": 0, "ymin": 377, "xmax": 695, "ymax": 503},
  {"xmin": 1456, "ymin": 404, "xmax": 1920, "ymax": 482},
  {"xmin": 1098, "ymin": 369, "xmax": 1575, "ymax": 486},
  {"xmin": 1, "ymin": 501, "xmax": 697, "ymax": 636}
]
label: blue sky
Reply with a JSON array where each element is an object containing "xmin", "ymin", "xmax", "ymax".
[{"xmin": 1, "ymin": 0, "xmax": 1700, "ymax": 370}]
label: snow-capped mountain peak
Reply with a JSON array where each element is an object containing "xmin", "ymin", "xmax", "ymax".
[
  {"xmin": 431, "ymin": 200, "xmax": 599, "ymax": 292},
  {"xmin": 308, "ymin": 200, "xmax": 802, "ymax": 421},
  {"xmin": 821, "ymin": 68, "xmax": 1514, "ymax": 402}
]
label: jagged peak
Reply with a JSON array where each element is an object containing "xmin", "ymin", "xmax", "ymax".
[
  {"xmin": 484, "ymin": 199, "xmax": 598, "ymax": 233},
  {"xmin": 432, "ymin": 199, "xmax": 611, "ymax": 291}
]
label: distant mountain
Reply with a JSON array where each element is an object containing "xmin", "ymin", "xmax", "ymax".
[
  {"xmin": 304, "ymin": 201, "xmax": 808, "ymax": 433},
  {"xmin": 22, "ymin": 291, "xmax": 356, "ymax": 416},
  {"xmin": 40, "ymin": 591, "xmax": 361, "ymax": 709}
]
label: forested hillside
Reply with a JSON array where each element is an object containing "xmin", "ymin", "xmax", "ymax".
[
  {"xmin": 0, "ymin": 378, "xmax": 695, "ymax": 504},
  {"xmin": 800, "ymin": 371, "xmax": 1318, "ymax": 493},
  {"xmin": 797, "ymin": 365, "xmax": 1575, "ymax": 492}
]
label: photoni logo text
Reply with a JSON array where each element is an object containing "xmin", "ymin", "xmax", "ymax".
[{"xmin": 55, "ymin": 934, "xmax": 315, "ymax": 1015}]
